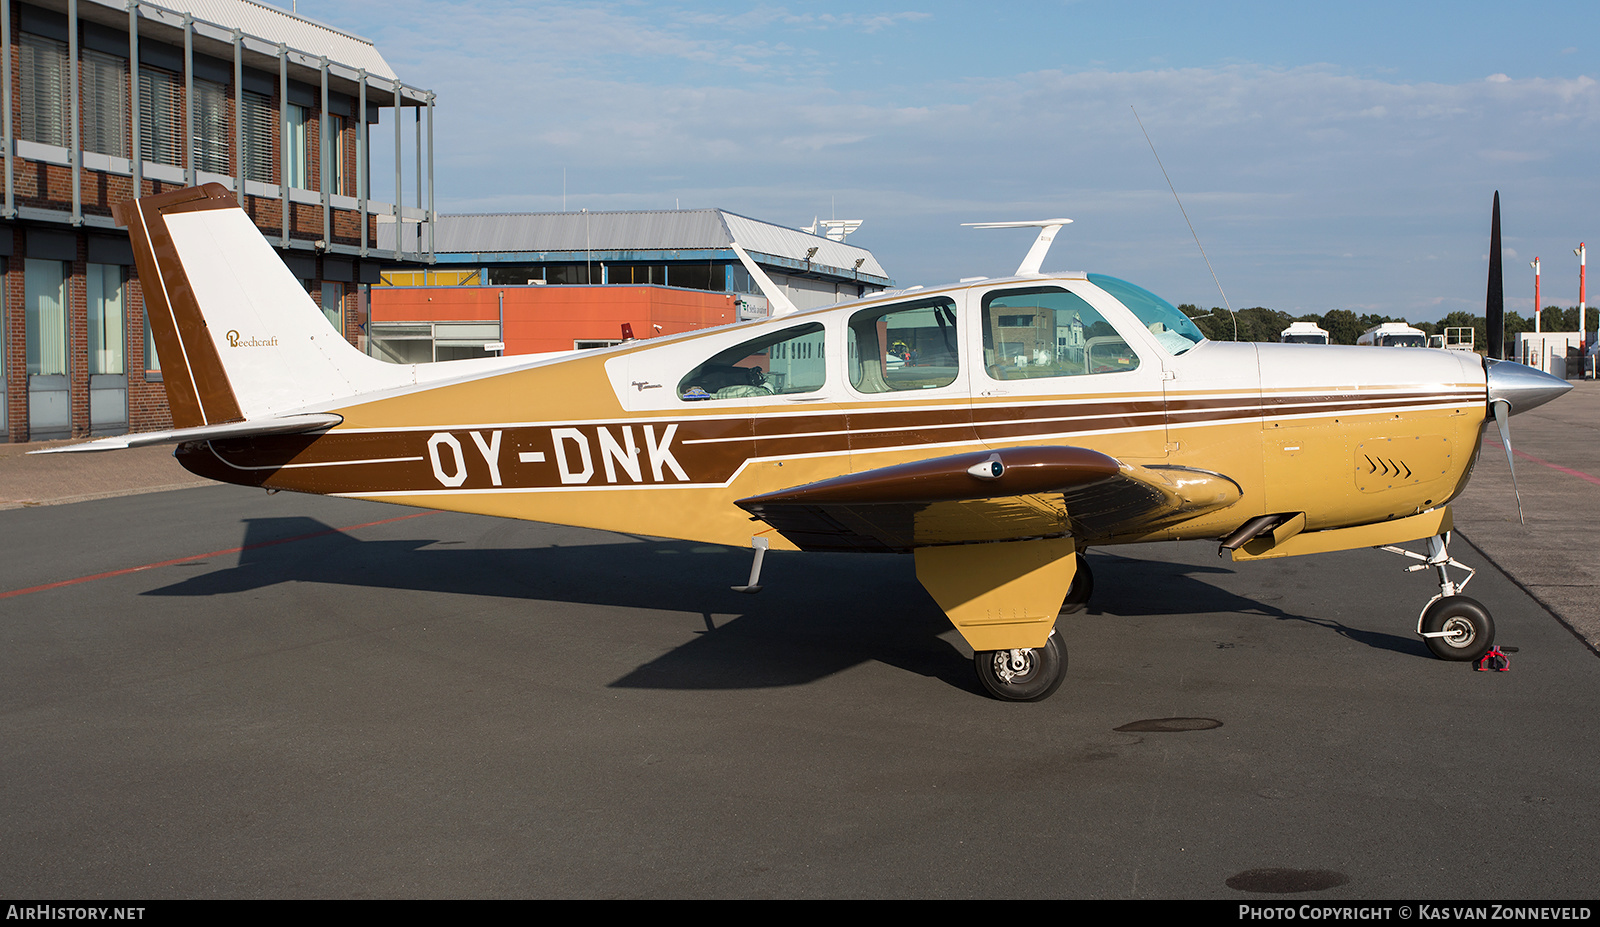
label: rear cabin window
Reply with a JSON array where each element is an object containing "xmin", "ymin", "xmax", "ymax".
[
  {"xmin": 678, "ymin": 323, "xmax": 826, "ymax": 401},
  {"xmin": 981, "ymin": 286, "xmax": 1139, "ymax": 379},
  {"xmin": 847, "ymin": 297, "xmax": 960, "ymax": 393}
]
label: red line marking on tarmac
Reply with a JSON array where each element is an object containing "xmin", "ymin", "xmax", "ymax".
[
  {"xmin": 0, "ymin": 511, "xmax": 434, "ymax": 601},
  {"xmin": 1485, "ymin": 441, "xmax": 1600, "ymax": 487}
]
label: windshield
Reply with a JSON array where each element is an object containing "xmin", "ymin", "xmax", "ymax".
[
  {"xmin": 1087, "ymin": 274, "xmax": 1206, "ymax": 355},
  {"xmin": 1380, "ymin": 334, "xmax": 1427, "ymax": 348}
]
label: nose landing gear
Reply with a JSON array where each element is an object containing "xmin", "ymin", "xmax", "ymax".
[{"xmin": 1381, "ymin": 532, "xmax": 1495, "ymax": 662}]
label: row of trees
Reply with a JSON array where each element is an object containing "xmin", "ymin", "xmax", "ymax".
[{"xmin": 1177, "ymin": 305, "xmax": 1592, "ymax": 347}]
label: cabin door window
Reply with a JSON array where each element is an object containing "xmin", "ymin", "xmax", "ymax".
[
  {"xmin": 980, "ymin": 287, "xmax": 1138, "ymax": 380},
  {"xmin": 846, "ymin": 297, "xmax": 960, "ymax": 393}
]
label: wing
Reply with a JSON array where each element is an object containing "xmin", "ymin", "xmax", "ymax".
[{"xmin": 736, "ymin": 445, "xmax": 1242, "ymax": 553}]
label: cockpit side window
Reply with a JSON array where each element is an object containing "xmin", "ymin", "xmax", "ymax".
[
  {"xmin": 847, "ymin": 297, "xmax": 960, "ymax": 393},
  {"xmin": 678, "ymin": 323, "xmax": 826, "ymax": 401},
  {"xmin": 981, "ymin": 286, "xmax": 1139, "ymax": 380}
]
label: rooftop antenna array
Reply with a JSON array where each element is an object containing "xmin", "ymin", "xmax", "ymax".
[{"xmin": 820, "ymin": 219, "xmax": 863, "ymax": 243}]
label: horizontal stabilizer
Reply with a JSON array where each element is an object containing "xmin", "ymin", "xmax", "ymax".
[{"xmin": 30, "ymin": 413, "xmax": 343, "ymax": 454}]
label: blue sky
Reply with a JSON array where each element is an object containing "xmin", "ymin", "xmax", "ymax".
[{"xmin": 287, "ymin": 1, "xmax": 1600, "ymax": 322}]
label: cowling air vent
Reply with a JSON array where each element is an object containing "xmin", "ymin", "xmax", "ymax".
[{"xmin": 1354, "ymin": 436, "xmax": 1451, "ymax": 493}]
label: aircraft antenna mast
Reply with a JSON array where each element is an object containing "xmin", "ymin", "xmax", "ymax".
[
  {"xmin": 1132, "ymin": 106, "xmax": 1237, "ymax": 341},
  {"xmin": 962, "ymin": 219, "xmax": 1073, "ymax": 276}
]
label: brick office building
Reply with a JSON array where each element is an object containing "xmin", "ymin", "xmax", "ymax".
[{"xmin": 2, "ymin": 0, "xmax": 437, "ymax": 442}]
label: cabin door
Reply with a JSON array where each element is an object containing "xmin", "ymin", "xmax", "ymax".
[
  {"xmin": 840, "ymin": 292, "xmax": 980, "ymax": 473},
  {"xmin": 969, "ymin": 282, "xmax": 1168, "ymax": 462}
]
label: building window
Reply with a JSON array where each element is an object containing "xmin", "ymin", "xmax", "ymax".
[
  {"xmin": 607, "ymin": 264, "xmax": 666, "ymax": 285},
  {"xmin": 0, "ymin": 257, "xmax": 7, "ymax": 388},
  {"xmin": 191, "ymin": 79, "xmax": 230, "ymax": 176},
  {"xmin": 0, "ymin": 259, "xmax": 6, "ymax": 432},
  {"xmin": 486, "ymin": 265, "xmax": 548, "ymax": 286},
  {"xmin": 286, "ymin": 104, "xmax": 310, "ymax": 188},
  {"xmin": 139, "ymin": 67, "xmax": 183, "ymax": 167},
  {"xmin": 328, "ymin": 114, "xmax": 346, "ymax": 195},
  {"xmin": 82, "ymin": 49, "xmax": 129, "ymax": 159},
  {"xmin": 87, "ymin": 264, "xmax": 127, "ymax": 376},
  {"xmin": 144, "ymin": 312, "xmax": 161, "ymax": 373},
  {"xmin": 543, "ymin": 263, "xmax": 597, "ymax": 285},
  {"xmin": 241, "ymin": 90, "xmax": 274, "ymax": 184},
  {"xmin": 322, "ymin": 281, "xmax": 343, "ymax": 332},
  {"xmin": 25, "ymin": 259, "xmax": 69, "ymax": 377},
  {"xmin": 668, "ymin": 263, "xmax": 725, "ymax": 292},
  {"xmin": 19, "ymin": 33, "xmax": 70, "ymax": 147}
]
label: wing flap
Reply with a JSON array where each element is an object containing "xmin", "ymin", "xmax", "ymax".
[{"xmin": 737, "ymin": 446, "xmax": 1241, "ymax": 552}]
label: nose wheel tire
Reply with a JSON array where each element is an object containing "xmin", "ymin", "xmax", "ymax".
[
  {"xmin": 974, "ymin": 632, "xmax": 1067, "ymax": 702},
  {"xmin": 1420, "ymin": 595, "xmax": 1495, "ymax": 662},
  {"xmin": 1060, "ymin": 553, "xmax": 1093, "ymax": 615}
]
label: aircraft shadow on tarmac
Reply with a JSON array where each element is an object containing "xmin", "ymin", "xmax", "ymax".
[{"xmin": 141, "ymin": 516, "xmax": 1431, "ymax": 694}]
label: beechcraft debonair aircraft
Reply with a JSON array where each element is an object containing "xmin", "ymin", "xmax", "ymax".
[{"xmin": 46, "ymin": 184, "xmax": 1572, "ymax": 701}]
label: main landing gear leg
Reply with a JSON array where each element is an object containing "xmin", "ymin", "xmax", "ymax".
[
  {"xmin": 1380, "ymin": 531, "xmax": 1495, "ymax": 662},
  {"xmin": 913, "ymin": 537, "xmax": 1077, "ymax": 702},
  {"xmin": 1059, "ymin": 551, "xmax": 1093, "ymax": 615}
]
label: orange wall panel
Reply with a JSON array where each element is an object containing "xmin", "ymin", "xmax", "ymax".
[{"xmin": 371, "ymin": 286, "xmax": 738, "ymax": 354}]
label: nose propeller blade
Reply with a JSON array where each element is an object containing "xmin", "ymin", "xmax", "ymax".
[
  {"xmin": 1484, "ymin": 358, "xmax": 1571, "ymax": 526},
  {"xmin": 1490, "ymin": 398, "xmax": 1522, "ymax": 525}
]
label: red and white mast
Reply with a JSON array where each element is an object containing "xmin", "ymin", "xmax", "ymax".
[
  {"xmin": 1531, "ymin": 257, "xmax": 1541, "ymax": 334},
  {"xmin": 1577, "ymin": 243, "xmax": 1588, "ymax": 350}
]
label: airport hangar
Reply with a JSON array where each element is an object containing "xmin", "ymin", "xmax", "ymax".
[{"xmin": 367, "ymin": 210, "xmax": 893, "ymax": 363}]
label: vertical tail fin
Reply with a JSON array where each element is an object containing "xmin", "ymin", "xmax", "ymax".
[
  {"xmin": 114, "ymin": 184, "xmax": 412, "ymax": 427},
  {"xmin": 116, "ymin": 185, "xmax": 243, "ymax": 427}
]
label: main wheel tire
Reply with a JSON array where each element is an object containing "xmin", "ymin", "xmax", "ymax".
[
  {"xmin": 974, "ymin": 632, "xmax": 1067, "ymax": 702},
  {"xmin": 1421, "ymin": 595, "xmax": 1495, "ymax": 662},
  {"xmin": 1060, "ymin": 553, "xmax": 1094, "ymax": 615}
]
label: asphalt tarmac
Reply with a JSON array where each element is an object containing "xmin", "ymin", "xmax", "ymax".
[{"xmin": 2, "ymin": 387, "xmax": 1597, "ymax": 899}]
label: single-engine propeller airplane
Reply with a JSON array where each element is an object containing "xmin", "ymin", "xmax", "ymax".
[{"xmin": 45, "ymin": 184, "xmax": 1571, "ymax": 701}]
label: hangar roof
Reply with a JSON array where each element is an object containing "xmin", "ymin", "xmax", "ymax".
[{"xmin": 383, "ymin": 209, "xmax": 891, "ymax": 285}]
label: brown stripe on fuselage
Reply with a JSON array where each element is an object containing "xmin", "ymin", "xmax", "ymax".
[{"xmin": 178, "ymin": 382, "xmax": 1483, "ymax": 498}]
